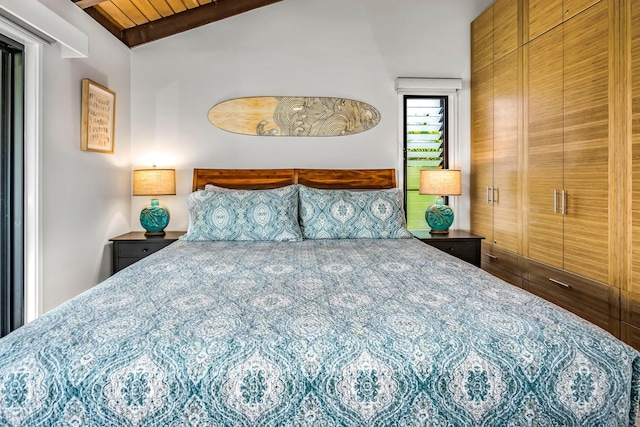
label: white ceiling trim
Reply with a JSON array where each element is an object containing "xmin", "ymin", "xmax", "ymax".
[{"xmin": 0, "ymin": 0, "xmax": 87, "ymax": 58}]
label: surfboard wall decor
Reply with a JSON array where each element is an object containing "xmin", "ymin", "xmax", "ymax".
[{"xmin": 207, "ymin": 96, "xmax": 381, "ymax": 136}]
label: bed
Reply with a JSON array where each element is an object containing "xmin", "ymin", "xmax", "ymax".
[{"xmin": 0, "ymin": 168, "xmax": 639, "ymax": 426}]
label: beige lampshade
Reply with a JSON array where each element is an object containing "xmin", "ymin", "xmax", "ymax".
[
  {"xmin": 132, "ymin": 168, "xmax": 176, "ymax": 196},
  {"xmin": 419, "ymin": 169, "xmax": 462, "ymax": 196}
]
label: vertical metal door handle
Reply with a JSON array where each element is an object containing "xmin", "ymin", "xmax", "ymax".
[
  {"xmin": 561, "ymin": 190, "xmax": 566, "ymax": 215},
  {"xmin": 487, "ymin": 186, "xmax": 493, "ymax": 203},
  {"xmin": 553, "ymin": 189, "xmax": 558, "ymax": 213},
  {"xmin": 493, "ymin": 187, "xmax": 498, "ymax": 203}
]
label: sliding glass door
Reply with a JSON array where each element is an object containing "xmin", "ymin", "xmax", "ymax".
[{"xmin": 0, "ymin": 34, "xmax": 24, "ymax": 337}]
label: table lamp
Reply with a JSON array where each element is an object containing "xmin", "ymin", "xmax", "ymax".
[
  {"xmin": 419, "ymin": 169, "xmax": 462, "ymax": 234},
  {"xmin": 133, "ymin": 167, "xmax": 176, "ymax": 236}
]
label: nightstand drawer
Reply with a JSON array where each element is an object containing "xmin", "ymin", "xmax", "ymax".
[
  {"xmin": 118, "ymin": 241, "xmax": 173, "ymax": 257},
  {"xmin": 412, "ymin": 230, "xmax": 484, "ymax": 267},
  {"xmin": 425, "ymin": 240, "xmax": 476, "ymax": 257},
  {"xmin": 117, "ymin": 257, "xmax": 145, "ymax": 270},
  {"xmin": 110, "ymin": 231, "xmax": 184, "ymax": 274}
]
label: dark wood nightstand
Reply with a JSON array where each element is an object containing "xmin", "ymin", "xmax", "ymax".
[
  {"xmin": 109, "ymin": 231, "xmax": 185, "ymax": 274},
  {"xmin": 412, "ymin": 230, "xmax": 485, "ymax": 267}
]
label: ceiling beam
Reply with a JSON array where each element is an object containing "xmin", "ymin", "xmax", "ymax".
[
  {"xmin": 122, "ymin": 0, "xmax": 285, "ymax": 47},
  {"xmin": 73, "ymin": 0, "xmax": 110, "ymax": 9},
  {"xmin": 84, "ymin": 6, "xmax": 128, "ymax": 46}
]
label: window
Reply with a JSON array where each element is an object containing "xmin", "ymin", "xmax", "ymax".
[
  {"xmin": 0, "ymin": 34, "xmax": 24, "ymax": 337},
  {"xmin": 396, "ymin": 78, "xmax": 461, "ymax": 232},
  {"xmin": 403, "ymin": 96, "xmax": 448, "ymax": 231}
]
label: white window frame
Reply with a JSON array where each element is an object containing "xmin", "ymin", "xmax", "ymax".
[{"xmin": 396, "ymin": 77, "xmax": 462, "ymax": 226}]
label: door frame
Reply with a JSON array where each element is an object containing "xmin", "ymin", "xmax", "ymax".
[{"xmin": 0, "ymin": 17, "xmax": 44, "ymax": 325}]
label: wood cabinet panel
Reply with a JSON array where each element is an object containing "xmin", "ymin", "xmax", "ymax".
[
  {"xmin": 526, "ymin": 26, "xmax": 564, "ymax": 268},
  {"xmin": 621, "ymin": 322, "xmax": 640, "ymax": 351},
  {"xmin": 481, "ymin": 242, "xmax": 523, "ymax": 277},
  {"xmin": 492, "ymin": 50, "xmax": 521, "ymax": 252},
  {"xmin": 621, "ymin": 290, "xmax": 640, "ymax": 327},
  {"xmin": 525, "ymin": 258, "xmax": 619, "ymax": 318},
  {"xmin": 563, "ymin": 0, "xmax": 601, "ymax": 21},
  {"xmin": 527, "ymin": 0, "xmax": 601, "ymax": 42},
  {"xmin": 632, "ymin": 0, "xmax": 640, "ymax": 295},
  {"xmin": 562, "ymin": 1, "xmax": 609, "ymax": 283},
  {"xmin": 482, "ymin": 262, "xmax": 523, "ymax": 287},
  {"xmin": 470, "ymin": 1, "xmax": 520, "ymax": 253},
  {"xmin": 471, "ymin": 65, "xmax": 495, "ymax": 243},
  {"xmin": 524, "ymin": 279, "xmax": 620, "ymax": 336},
  {"xmin": 493, "ymin": 0, "xmax": 519, "ymax": 60},
  {"xmin": 472, "ymin": 5, "xmax": 494, "ymax": 73},
  {"xmin": 527, "ymin": 0, "xmax": 562, "ymax": 41},
  {"xmin": 481, "ymin": 243, "xmax": 524, "ymax": 287},
  {"xmin": 627, "ymin": 0, "xmax": 640, "ymax": 350}
]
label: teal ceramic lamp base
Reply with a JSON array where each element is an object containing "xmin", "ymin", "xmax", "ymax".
[
  {"xmin": 140, "ymin": 198, "xmax": 170, "ymax": 236},
  {"xmin": 425, "ymin": 196, "xmax": 454, "ymax": 234}
]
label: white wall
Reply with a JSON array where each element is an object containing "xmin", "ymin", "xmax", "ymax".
[
  {"xmin": 32, "ymin": 0, "xmax": 131, "ymax": 312},
  {"xmin": 2, "ymin": 0, "xmax": 493, "ymax": 313},
  {"xmin": 130, "ymin": 0, "xmax": 493, "ymax": 232}
]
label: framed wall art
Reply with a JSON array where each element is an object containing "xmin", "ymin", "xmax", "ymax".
[{"xmin": 81, "ymin": 79, "xmax": 116, "ymax": 154}]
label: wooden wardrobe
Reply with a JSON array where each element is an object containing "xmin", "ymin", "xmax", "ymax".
[{"xmin": 471, "ymin": 0, "xmax": 636, "ymax": 345}]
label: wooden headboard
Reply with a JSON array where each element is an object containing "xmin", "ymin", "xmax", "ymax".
[{"xmin": 192, "ymin": 168, "xmax": 397, "ymax": 191}]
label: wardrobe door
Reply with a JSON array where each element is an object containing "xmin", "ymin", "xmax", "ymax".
[
  {"xmin": 492, "ymin": 50, "xmax": 521, "ymax": 252},
  {"xmin": 563, "ymin": 0, "xmax": 601, "ymax": 21},
  {"xmin": 633, "ymin": 0, "xmax": 640, "ymax": 293},
  {"xmin": 493, "ymin": 0, "xmax": 519, "ymax": 61},
  {"xmin": 472, "ymin": 5, "xmax": 493, "ymax": 73},
  {"xmin": 625, "ymin": 0, "xmax": 640, "ymax": 345},
  {"xmin": 562, "ymin": 1, "xmax": 609, "ymax": 283},
  {"xmin": 471, "ymin": 65, "xmax": 494, "ymax": 243},
  {"xmin": 527, "ymin": 0, "xmax": 562, "ymax": 41},
  {"xmin": 526, "ymin": 26, "xmax": 564, "ymax": 268}
]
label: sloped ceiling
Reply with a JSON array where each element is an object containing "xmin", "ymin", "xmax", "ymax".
[{"xmin": 70, "ymin": 0, "xmax": 284, "ymax": 48}]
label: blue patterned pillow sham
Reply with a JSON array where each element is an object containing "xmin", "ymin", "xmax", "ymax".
[
  {"xmin": 180, "ymin": 185, "xmax": 303, "ymax": 241},
  {"xmin": 298, "ymin": 185, "xmax": 412, "ymax": 239}
]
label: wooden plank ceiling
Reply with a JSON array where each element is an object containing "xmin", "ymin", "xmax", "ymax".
[{"xmin": 71, "ymin": 0, "xmax": 284, "ymax": 48}]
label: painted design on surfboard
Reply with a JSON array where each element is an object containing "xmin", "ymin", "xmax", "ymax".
[{"xmin": 207, "ymin": 96, "xmax": 381, "ymax": 136}]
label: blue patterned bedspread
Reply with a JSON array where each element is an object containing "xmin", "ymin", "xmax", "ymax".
[{"xmin": 1, "ymin": 238, "xmax": 639, "ymax": 426}]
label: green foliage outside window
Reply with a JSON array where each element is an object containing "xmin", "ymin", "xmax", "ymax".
[{"xmin": 404, "ymin": 96, "xmax": 446, "ymax": 232}]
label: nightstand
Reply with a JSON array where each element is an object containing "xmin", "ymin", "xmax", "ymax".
[
  {"xmin": 109, "ymin": 231, "xmax": 185, "ymax": 274},
  {"xmin": 412, "ymin": 230, "xmax": 485, "ymax": 267}
]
